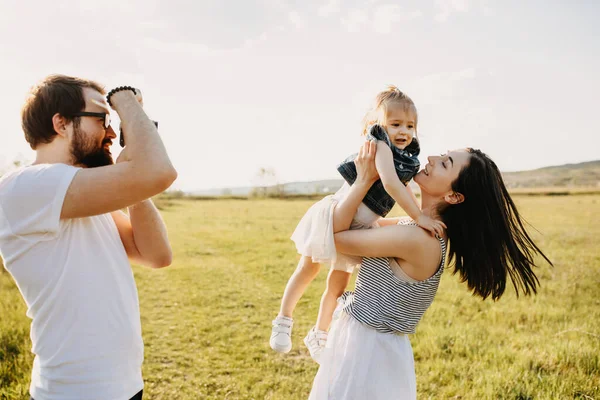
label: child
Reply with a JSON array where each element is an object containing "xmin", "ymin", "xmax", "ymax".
[{"xmin": 270, "ymin": 86, "xmax": 445, "ymax": 359}]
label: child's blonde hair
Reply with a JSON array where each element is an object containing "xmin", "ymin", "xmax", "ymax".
[{"xmin": 362, "ymin": 85, "xmax": 419, "ymax": 137}]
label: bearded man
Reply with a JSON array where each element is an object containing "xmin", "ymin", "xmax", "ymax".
[{"xmin": 0, "ymin": 75, "xmax": 177, "ymax": 400}]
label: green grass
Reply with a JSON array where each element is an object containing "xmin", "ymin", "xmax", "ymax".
[{"xmin": 1, "ymin": 195, "xmax": 599, "ymax": 399}]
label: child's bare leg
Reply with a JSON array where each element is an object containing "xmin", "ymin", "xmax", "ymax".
[
  {"xmin": 316, "ymin": 269, "xmax": 351, "ymax": 331},
  {"xmin": 279, "ymin": 256, "xmax": 321, "ymax": 318}
]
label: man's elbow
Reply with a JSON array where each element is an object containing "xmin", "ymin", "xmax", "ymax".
[
  {"xmin": 148, "ymin": 251, "xmax": 173, "ymax": 269},
  {"xmin": 156, "ymin": 167, "xmax": 178, "ymax": 192},
  {"xmin": 143, "ymin": 166, "xmax": 177, "ymax": 195}
]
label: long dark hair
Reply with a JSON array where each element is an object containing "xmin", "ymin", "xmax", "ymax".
[{"xmin": 437, "ymin": 149, "xmax": 553, "ymax": 301}]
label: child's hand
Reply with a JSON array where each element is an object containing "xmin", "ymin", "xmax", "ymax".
[{"xmin": 416, "ymin": 214, "xmax": 446, "ymax": 237}]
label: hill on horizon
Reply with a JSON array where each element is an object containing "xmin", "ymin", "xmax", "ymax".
[
  {"xmin": 501, "ymin": 160, "xmax": 600, "ymax": 189},
  {"xmin": 189, "ymin": 160, "xmax": 600, "ymax": 196}
]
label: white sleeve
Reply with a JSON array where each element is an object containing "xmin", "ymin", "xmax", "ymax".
[{"xmin": 0, "ymin": 164, "xmax": 80, "ymax": 238}]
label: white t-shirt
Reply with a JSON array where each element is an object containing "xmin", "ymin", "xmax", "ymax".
[{"xmin": 0, "ymin": 163, "xmax": 144, "ymax": 400}]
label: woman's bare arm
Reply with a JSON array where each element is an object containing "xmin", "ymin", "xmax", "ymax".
[
  {"xmin": 377, "ymin": 217, "xmax": 404, "ymax": 227},
  {"xmin": 334, "ymin": 224, "xmax": 440, "ymax": 274}
]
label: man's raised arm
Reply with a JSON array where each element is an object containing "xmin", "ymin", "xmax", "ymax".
[{"xmin": 61, "ymin": 90, "xmax": 177, "ymax": 219}]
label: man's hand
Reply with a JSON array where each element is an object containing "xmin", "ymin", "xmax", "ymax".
[{"xmin": 112, "ymin": 88, "xmax": 147, "ymax": 148}]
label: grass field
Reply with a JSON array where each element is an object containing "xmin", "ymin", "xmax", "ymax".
[{"xmin": 1, "ymin": 195, "xmax": 599, "ymax": 399}]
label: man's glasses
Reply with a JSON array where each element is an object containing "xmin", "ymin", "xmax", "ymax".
[
  {"xmin": 70, "ymin": 111, "xmax": 158, "ymax": 147},
  {"xmin": 71, "ymin": 112, "xmax": 111, "ymax": 129}
]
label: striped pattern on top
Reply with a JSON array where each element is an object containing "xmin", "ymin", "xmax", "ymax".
[{"xmin": 342, "ymin": 225, "xmax": 447, "ymax": 335}]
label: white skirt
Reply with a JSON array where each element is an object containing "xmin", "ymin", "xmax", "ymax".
[
  {"xmin": 291, "ymin": 183, "xmax": 380, "ymax": 272},
  {"xmin": 309, "ymin": 311, "xmax": 417, "ymax": 400}
]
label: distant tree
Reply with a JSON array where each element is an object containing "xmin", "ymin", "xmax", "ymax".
[
  {"xmin": 11, "ymin": 153, "xmax": 29, "ymax": 169},
  {"xmin": 166, "ymin": 190, "xmax": 185, "ymax": 199},
  {"xmin": 251, "ymin": 167, "xmax": 285, "ymax": 198}
]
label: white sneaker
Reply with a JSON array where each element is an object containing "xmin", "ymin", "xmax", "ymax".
[
  {"xmin": 303, "ymin": 326, "xmax": 328, "ymax": 364},
  {"xmin": 270, "ymin": 315, "xmax": 293, "ymax": 353}
]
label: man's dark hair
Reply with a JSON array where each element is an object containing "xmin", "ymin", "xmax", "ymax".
[{"xmin": 21, "ymin": 74, "xmax": 105, "ymax": 149}]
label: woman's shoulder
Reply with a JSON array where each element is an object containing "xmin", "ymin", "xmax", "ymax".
[
  {"xmin": 390, "ymin": 221, "xmax": 445, "ymax": 277},
  {"xmin": 397, "ymin": 222, "xmax": 443, "ymax": 249},
  {"xmin": 384, "ymin": 220, "xmax": 441, "ymax": 250}
]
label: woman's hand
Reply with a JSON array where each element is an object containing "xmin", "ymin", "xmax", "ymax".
[
  {"xmin": 354, "ymin": 140, "xmax": 379, "ymax": 186},
  {"xmin": 332, "ymin": 140, "xmax": 379, "ymax": 234}
]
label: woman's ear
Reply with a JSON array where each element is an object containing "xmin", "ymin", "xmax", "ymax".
[
  {"xmin": 52, "ymin": 113, "xmax": 68, "ymax": 137},
  {"xmin": 444, "ymin": 191, "xmax": 465, "ymax": 205}
]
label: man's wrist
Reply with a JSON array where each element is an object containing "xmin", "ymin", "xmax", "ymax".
[
  {"xmin": 110, "ymin": 91, "xmax": 137, "ymax": 111},
  {"xmin": 107, "ymin": 86, "xmax": 137, "ymax": 106}
]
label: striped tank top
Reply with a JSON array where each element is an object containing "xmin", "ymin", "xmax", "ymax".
[{"xmin": 342, "ymin": 222, "xmax": 447, "ymax": 334}]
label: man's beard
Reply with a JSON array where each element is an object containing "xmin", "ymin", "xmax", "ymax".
[{"xmin": 70, "ymin": 120, "xmax": 114, "ymax": 168}]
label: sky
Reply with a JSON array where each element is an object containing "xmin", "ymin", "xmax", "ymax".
[{"xmin": 1, "ymin": 0, "xmax": 598, "ymax": 191}]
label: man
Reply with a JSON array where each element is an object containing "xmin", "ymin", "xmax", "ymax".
[{"xmin": 0, "ymin": 75, "xmax": 177, "ymax": 400}]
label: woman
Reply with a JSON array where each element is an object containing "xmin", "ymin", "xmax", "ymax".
[{"xmin": 308, "ymin": 141, "xmax": 552, "ymax": 399}]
